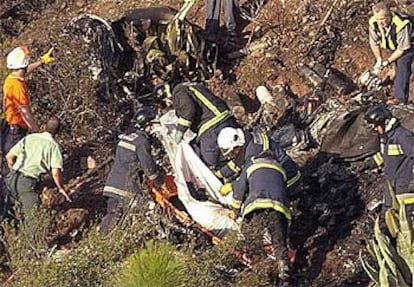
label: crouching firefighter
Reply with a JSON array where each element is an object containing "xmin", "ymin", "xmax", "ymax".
[
  {"xmin": 219, "ymin": 151, "xmax": 292, "ymax": 281},
  {"xmin": 217, "ymin": 127, "xmax": 301, "ymax": 197},
  {"xmin": 99, "ymin": 106, "xmax": 164, "ymax": 236},
  {"xmin": 157, "ymin": 82, "xmax": 238, "ymax": 171},
  {"xmin": 365, "ymin": 105, "xmax": 414, "ymax": 212}
]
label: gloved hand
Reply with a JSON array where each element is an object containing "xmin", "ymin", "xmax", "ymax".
[
  {"xmin": 219, "ymin": 183, "xmax": 233, "ymax": 196},
  {"xmin": 215, "ymin": 169, "xmax": 224, "ymax": 179},
  {"xmin": 372, "ymin": 58, "xmax": 383, "ymax": 75},
  {"xmin": 175, "ymin": 130, "xmax": 184, "ymax": 144},
  {"xmin": 381, "ymin": 59, "xmax": 390, "ymax": 68},
  {"xmin": 228, "ymin": 208, "xmax": 240, "ymax": 219},
  {"xmin": 41, "ymin": 48, "xmax": 55, "ymax": 65}
]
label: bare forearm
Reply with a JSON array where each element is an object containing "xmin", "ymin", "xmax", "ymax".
[
  {"xmin": 370, "ymin": 45, "xmax": 382, "ymax": 61},
  {"xmin": 6, "ymin": 154, "xmax": 16, "ymax": 170},
  {"xmin": 388, "ymin": 49, "xmax": 404, "ymax": 63},
  {"xmin": 26, "ymin": 61, "xmax": 43, "ymax": 74},
  {"xmin": 20, "ymin": 106, "xmax": 39, "ymax": 132},
  {"xmin": 52, "ymin": 169, "xmax": 65, "ymax": 190}
]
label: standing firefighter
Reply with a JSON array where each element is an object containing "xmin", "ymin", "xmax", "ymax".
[
  {"xmin": 205, "ymin": 0, "xmax": 239, "ymax": 49},
  {"xmin": 369, "ymin": 2, "xmax": 414, "ymax": 105},
  {"xmin": 99, "ymin": 106, "xmax": 163, "ymax": 236},
  {"xmin": 365, "ymin": 105, "xmax": 414, "ymax": 211},
  {"xmin": 5, "ymin": 117, "xmax": 70, "ymax": 233},
  {"xmin": 2, "ymin": 46, "xmax": 55, "ymax": 154},
  {"xmin": 217, "ymin": 127, "xmax": 301, "ymax": 196},
  {"xmin": 219, "ymin": 151, "xmax": 291, "ymax": 281},
  {"xmin": 163, "ymin": 82, "xmax": 238, "ymax": 172}
]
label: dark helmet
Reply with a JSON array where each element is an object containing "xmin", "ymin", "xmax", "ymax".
[
  {"xmin": 364, "ymin": 105, "xmax": 392, "ymax": 128},
  {"xmin": 135, "ymin": 106, "xmax": 156, "ymax": 128},
  {"xmin": 153, "ymin": 83, "xmax": 172, "ymax": 99}
]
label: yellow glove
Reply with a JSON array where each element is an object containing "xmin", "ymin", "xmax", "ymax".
[
  {"xmin": 41, "ymin": 48, "xmax": 55, "ymax": 65},
  {"xmin": 228, "ymin": 209, "xmax": 239, "ymax": 219},
  {"xmin": 219, "ymin": 183, "xmax": 233, "ymax": 196},
  {"xmin": 215, "ymin": 170, "xmax": 224, "ymax": 179}
]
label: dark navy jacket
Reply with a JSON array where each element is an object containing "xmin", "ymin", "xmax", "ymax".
[
  {"xmin": 103, "ymin": 130, "xmax": 159, "ymax": 198},
  {"xmin": 230, "ymin": 155, "xmax": 291, "ymax": 220},
  {"xmin": 220, "ymin": 130, "xmax": 301, "ymax": 189},
  {"xmin": 172, "ymin": 82, "xmax": 233, "ymax": 138},
  {"xmin": 373, "ymin": 118, "xmax": 414, "ymax": 201}
]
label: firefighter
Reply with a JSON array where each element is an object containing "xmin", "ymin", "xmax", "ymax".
[
  {"xmin": 219, "ymin": 151, "xmax": 291, "ymax": 280},
  {"xmin": 369, "ymin": 2, "xmax": 414, "ymax": 105},
  {"xmin": 2, "ymin": 46, "xmax": 55, "ymax": 155},
  {"xmin": 217, "ymin": 127, "xmax": 301, "ymax": 196},
  {"xmin": 205, "ymin": 0, "xmax": 239, "ymax": 48},
  {"xmin": 162, "ymin": 82, "xmax": 238, "ymax": 172},
  {"xmin": 365, "ymin": 105, "xmax": 414, "ymax": 211},
  {"xmin": 99, "ymin": 106, "xmax": 164, "ymax": 236},
  {"xmin": 4, "ymin": 117, "xmax": 70, "ymax": 232}
]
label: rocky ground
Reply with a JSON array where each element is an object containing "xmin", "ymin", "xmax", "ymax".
[{"xmin": 1, "ymin": 0, "xmax": 414, "ymax": 286}]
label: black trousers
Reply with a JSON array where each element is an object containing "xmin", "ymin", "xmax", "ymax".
[{"xmin": 242, "ymin": 209, "xmax": 288, "ymax": 259}]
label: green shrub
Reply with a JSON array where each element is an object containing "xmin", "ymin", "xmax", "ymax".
[
  {"xmin": 115, "ymin": 240, "xmax": 186, "ymax": 287},
  {"xmin": 360, "ymin": 203, "xmax": 414, "ymax": 287}
]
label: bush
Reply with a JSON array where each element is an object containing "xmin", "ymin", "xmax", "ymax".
[
  {"xmin": 114, "ymin": 240, "xmax": 186, "ymax": 287},
  {"xmin": 360, "ymin": 203, "xmax": 414, "ymax": 287}
]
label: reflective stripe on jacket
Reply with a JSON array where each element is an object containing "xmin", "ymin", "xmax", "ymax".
[
  {"xmin": 173, "ymin": 83, "xmax": 233, "ymax": 138},
  {"xmin": 230, "ymin": 156, "xmax": 291, "ymax": 220},
  {"xmin": 104, "ymin": 130, "xmax": 158, "ymax": 198},
  {"xmin": 220, "ymin": 130, "xmax": 301, "ymax": 187},
  {"xmin": 373, "ymin": 118, "xmax": 414, "ymax": 195},
  {"xmin": 369, "ymin": 12, "xmax": 411, "ymax": 50}
]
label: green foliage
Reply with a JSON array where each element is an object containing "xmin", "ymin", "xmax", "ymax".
[
  {"xmin": 114, "ymin": 240, "xmax": 186, "ymax": 287},
  {"xmin": 360, "ymin": 204, "xmax": 414, "ymax": 287},
  {"xmin": 3, "ymin": 212, "xmax": 154, "ymax": 287}
]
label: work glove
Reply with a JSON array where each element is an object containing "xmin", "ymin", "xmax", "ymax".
[
  {"xmin": 372, "ymin": 58, "xmax": 383, "ymax": 75},
  {"xmin": 228, "ymin": 208, "xmax": 240, "ymax": 220},
  {"xmin": 219, "ymin": 183, "xmax": 233, "ymax": 196},
  {"xmin": 41, "ymin": 48, "xmax": 55, "ymax": 65},
  {"xmin": 215, "ymin": 169, "xmax": 224, "ymax": 179},
  {"xmin": 174, "ymin": 130, "xmax": 184, "ymax": 144}
]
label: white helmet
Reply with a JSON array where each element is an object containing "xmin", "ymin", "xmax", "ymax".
[
  {"xmin": 7, "ymin": 46, "xmax": 31, "ymax": 69},
  {"xmin": 217, "ymin": 127, "xmax": 245, "ymax": 156}
]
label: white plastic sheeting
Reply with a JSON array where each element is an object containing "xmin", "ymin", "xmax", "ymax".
[{"xmin": 154, "ymin": 110, "xmax": 238, "ymax": 233}]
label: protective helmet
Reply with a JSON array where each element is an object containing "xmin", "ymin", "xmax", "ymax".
[
  {"xmin": 153, "ymin": 83, "xmax": 172, "ymax": 99},
  {"xmin": 217, "ymin": 127, "xmax": 245, "ymax": 156},
  {"xmin": 7, "ymin": 46, "xmax": 31, "ymax": 69},
  {"xmin": 364, "ymin": 105, "xmax": 392, "ymax": 128},
  {"xmin": 134, "ymin": 106, "xmax": 156, "ymax": 128}
]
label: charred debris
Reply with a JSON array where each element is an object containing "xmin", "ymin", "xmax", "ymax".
[{"xmin": 0, "ymin": 1, "xmax": 411, "ymax": 286}]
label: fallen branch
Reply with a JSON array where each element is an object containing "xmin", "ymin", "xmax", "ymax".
[
  {"xmin": 308, "ymin": 0, "xmax": 339, "ymax": 49},
  {"xmin": 66, "ymin": 156, "xmax": 113, "ymax": 192}
]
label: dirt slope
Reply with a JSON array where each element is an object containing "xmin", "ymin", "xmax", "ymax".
[{"xmin": 1, "ymin": 0, "xmax": 413, "ymax": 286}]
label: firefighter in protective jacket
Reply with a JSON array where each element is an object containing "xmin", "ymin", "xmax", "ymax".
[
  {"xmin": 166, "ymin": 82, "xmax": 238, "ymax": 170},
  {"xmin": 99, "ymin": 106, "xmax": 163, "ymax": 235},
  {"xmin": 217, "ymin": 127, "xmax": 301, "ymax": 195},
  {"xmin": 365, "ymin": 105, "xmax": 414, "ymax": 210},
  {"xmin": 219, "ymin": 151, "xmax": 291, "ymax": 280}
]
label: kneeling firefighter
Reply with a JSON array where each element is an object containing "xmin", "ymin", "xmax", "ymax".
[
  {"xmin": 99, "ymin": 106, "xmax": 164, "ymax": 235},
  {"xmin": 217, "ymin": 127, "xmax": 301, "ymax": 196}
]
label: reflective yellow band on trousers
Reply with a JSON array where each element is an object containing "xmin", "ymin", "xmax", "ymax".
[{"xmin": 243, "ymin": 199, "xmax": 292, "ymax": 221}]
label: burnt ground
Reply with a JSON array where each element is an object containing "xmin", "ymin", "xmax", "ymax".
[{"xmin": 1, "ymin": 0, "xmax": 413, "ymax": 286}]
